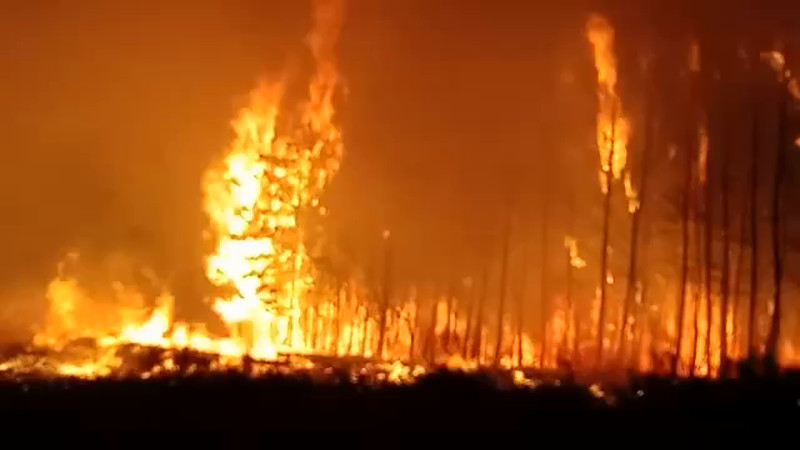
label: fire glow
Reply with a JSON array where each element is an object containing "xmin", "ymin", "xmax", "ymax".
[{"xmin": 1, "ymin": 6, "xmax": 800, "ymax": 386}]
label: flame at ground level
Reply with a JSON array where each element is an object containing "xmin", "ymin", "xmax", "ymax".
[{"xmin": 4, "ymin": 254, "xmax": 798, "ymax": 384}]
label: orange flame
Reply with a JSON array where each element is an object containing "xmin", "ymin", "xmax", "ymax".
[
  {"xmin": 202, "ymin": 0, "xmax": 345, "ymax": 358},
  {"xmin": 586, "ymin": 14, "xmax": 630, "ymax": 186}
]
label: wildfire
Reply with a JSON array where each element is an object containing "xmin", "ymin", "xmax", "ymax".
[
  {"xmin": 760, "ymin": 50, "xmax": 800, "ymax": 150},
  {"xmin": 203, "ymin": 0, "xmax": 345, "ymax": 358},
  {"xmin": 586, "ymin": 14, "xmax": 631, "ymax": 186},
  {"xmin": 5, "ymin": 4, "xmax": 800, "ymax": 389},
  {"xmin": 564, "ymin": 237, "xmax": 587, "ymax": 269}
]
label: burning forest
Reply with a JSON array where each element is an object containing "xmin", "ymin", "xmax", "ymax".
[{"xmin": 2, "ymin": 0, "xmax": 800, "ymax": 428}]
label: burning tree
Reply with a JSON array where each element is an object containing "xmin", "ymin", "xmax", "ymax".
[
  {"xmin": 203, "ymin": 0, "xmax": 345, "ymax": 358},
  {"xmin": 586, "ymin": 14, "xmax": 631, "ymax": 369}
]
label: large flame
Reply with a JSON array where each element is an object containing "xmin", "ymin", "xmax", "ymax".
[
  {"xmin": 586, "ymin": 14, "xmax": 630, "ymax": 185},
  {"xmin": 7, "ymin": 5, "xmax": 800, "ymax": 386},
  {"xmin": 202, "ymin": 0, "xmax": 345, "ymax": 358}
]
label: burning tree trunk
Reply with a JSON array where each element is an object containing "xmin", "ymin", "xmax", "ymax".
[
  {"xmin": 427, "ymin": 290, "xmax": 439, "ymax": 363},
  {"xmin": 748, "ymin": 115, "xmax": 759, "ymax": 360},
  {"xmin": 408, "ymin": 292, "xmax": 418, "ymax": 362},
  {"xmin": 539, "ymin": 178, "xmax": 551, "ymax": 369},
  {"xmin": 690, "ymin": 205, "xmax": 702, "ymax": 376},
  {"xmin": 360, "ymin": 304, "xmax": 370, "ymax": 357},
  {"xmin": 332, "ymin": 281, "xmax": 343, "ymax": 356},
  {"xmin": 596, "ymin": 111, "xmax": 617, "ymax": 370},
  {"xmin": 444, "ymin": 278, "xmax": 455, "ymax": 354},
  {"xmin": 494, "ymin": 204, "xmax": 513, "ymax": 367},
  {"xmin": 516, "ymin": 240, "xmax": 530, "ymax": 367},
  {"xmin": 672, "ymin": 131, "xmax": 693, "ymax": 377},
  {"xmin": 462, "ymin": 277, "xmax": 475, "ymax": 359},
  {"xmin": 766, "ymin": 90, "xmax": 787, "ymax": 363},
  {"xmin": 703, "ymin": 134, "xmax": 714, "ymax": 374},
  {"xmin": 563, "ymin": 181, "xmax": 577, "ymax": 364},
  {"xmin": 619, "ymin": 183, "xmax": 641, "ymax": 364},
  {"xmin": 619, "ymin": 100, "xmax": 652, "ymax": 365},
  {"xmin": 564, "ymin": 244, "xmax": 574, "ymax": 361},
  {"xmin": 732, "ymin": 185, "xmax": 750, "ymax": 362},
  {"xmin": 376, "ymin": 231, "xmax": 392, "ymax": 360},
  {"xmin": 719, "ymin": 120, "xmax": 732, "ymax": 376},
  {"xmin": 471, "ymin": 264, "xmax": 489, "ymax": 363}
]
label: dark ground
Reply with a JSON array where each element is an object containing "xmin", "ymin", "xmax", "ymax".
[{"xmin": 0, "ymin": 370, "xmax": 798, "ymax": 433}]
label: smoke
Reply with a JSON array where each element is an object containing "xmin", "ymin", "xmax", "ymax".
[{"xmin": 309, "ymin": 0, "xmax": 346, "ymax": 72}]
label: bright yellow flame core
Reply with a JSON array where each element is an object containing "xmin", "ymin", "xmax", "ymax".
[
  {"xmin": 203, "ymin": 13, "xmax": 345, "ymax": 357},
  {"xmin": 586, "ymin": 14, "xmax": 630, "ymax": 183}
]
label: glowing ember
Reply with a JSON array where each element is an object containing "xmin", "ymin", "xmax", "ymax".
[{"xmin": 564, "ymin": 237, "xmax": 587, "ymax": 269}]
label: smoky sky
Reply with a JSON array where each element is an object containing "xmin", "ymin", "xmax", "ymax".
[{"xmin": 0, "ymin": 0, "xmax": 799, "ymax": 330}]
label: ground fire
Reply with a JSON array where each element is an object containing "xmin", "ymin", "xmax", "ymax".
[{"xmin": 2, "ymin": 1, "xmax": 800, "ymax": 406}]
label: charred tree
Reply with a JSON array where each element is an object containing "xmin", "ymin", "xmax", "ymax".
[
  {"xmin": 596, "ymin": 111, "xmax": 617, "ymax": 370},
  {"xmin": 444, "ymin": 280, "xmax": 454, "ymax": 353},
  {"xmin": 619, "ymin": 100, "xmax": 652, "ymax": 365},
  {"xmin": 462, "ymin": 278, "xmax": 475, "ymax": 359},
  {"xmin": 690, "ymin": 202, "xmax": 702, "ymax": 376},
  {"xmin": 766, "ymin": 89, "xmax": 788, "ymax": 363},
  {"xmin": 376, "ymin": 232, "xmax": 392, "ymax": 359},
  {"xmin": 732, "ymin": 184, "xmax": 750, "ymax": 362},
  {"xmin": 332, "ymin": 281, "xmax": 343, "ymax": 356},
  {"xmin": 472, "ymin": 264, "xmax": 489, "ymax": 362},
  {"xmin": 540, "ymin": 169, "xmax": 551, "ymax": 369},
  {"xmin": 516, "ymin": 241, "xmax": 530, "ymax": 367},
  {"xmin": 672, "ymin": 128, "xmax": 693, "ymax": 377},
  {"xmin": 564, "ymin": 245, "xmax": 574, "ymax": 361},
  {"xmin": 408, "ymin": 294, "xmax": 418, "ymax": 362},
  {"xmin": 719, "ymin": 118, "xmax": 732, "ymax": 376},
  {"xmin": 427, "ymin": 289, "xmax": 439, "ymax": 363},
  {"xmin": 563, "ymin": 180, "xmax": 577, "ymax": 363},
  {"xmin": 748, "ymin": 115, "xmax": 759, "ymax": 360},
  {"xmin": 494, "ymin": 204, "xmax": 513, "ymax": 367},
  {"xmin": 703, "ymin": 137, "xmax": 714, "ymax": 373},
  {"xmin": 360, "ymin": 304, "xmax": 370, "ymax": 357}
]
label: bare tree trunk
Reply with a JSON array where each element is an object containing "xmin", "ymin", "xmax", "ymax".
[
  {"xmin": 332, "ymin": 281, "xmax": 343, "ymax": 356},
  {"xmin": 428, "ymin": 292, "xmax": 439, "ymax": 364},
  {"xmin": 564, "ymin": 182, "xmax": 576, "ymax": 362},
  {"xmin": 766, "ymin": 92, "xmax": 787, "ymax": 363},
  {"xmin": 346, "ymin": 307, "xmax": 355, "ymax": 355},
  {"xmin": 376, "ymin": 234, "xmax": 392, "ymax": 360},
  {"xmin": 472, "ymin": 264, "xmax": 489, "ymax": 362},
  {"xmin": 690, "ymin": 211, "xmax": 702, "ymax": 376},
  {"xmin": 408, "ymin": 295, "xmax": 418, "ymax": 363},
  {"xmin": 732, "ymin": 193, "xmax": 749, "ymax": 363},
  {"xmin": 672, "ymin": 130, "xmax": 693, "ymax": 377},
  {"xmin": 634, "ymin": 261, "xmax": 651, "ymax": 371},
  {"xmin": 596, "ymin": 111, "xmax": 617, "ymax": 370},
  {"xmin": 462, "ymin": 277, "xmax": 475, "ymax": 360},
  {"xmin": 540, "ymin": 175, "xmax": 551, "ymax": 369},
  {"xmin": 748, "ymin": 115, "xmax": 759, "ymax": 360},
  {"xmin": 619, "ymin": 100, "xmax": 652, "ymax": 365},
  {"xmin": 719, "ymin": 122, "xmax": 732, "ymax": 376},
  {"xmin": 444, "ymin": 280, "xmax": 453, "ymax": 354},
  {"xmin": 703, "ymin": 138, "xmax": 714, "ymax": 374},
  {"xmin": 517, "ymin": 242, "xmax": 530, "ymax": 367},
  {"xmin": 620, "ymin": 201, "xmax": 641, "ymax": 363},
  {"xmin": 494, "ymin": 204, "xmax": 513, "ymax": 367},
  {"xmin": 564, "ymin": 244, "xmax": 575, "ymax": 364},
  {"xmin": 360, "ymin": 304, "xmax": 370, "ymax": 357}
]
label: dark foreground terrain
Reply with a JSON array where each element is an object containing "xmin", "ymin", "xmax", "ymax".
[{"xmin": 0, "ymin": 370, "xmax": 799, "ymax": 432}]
